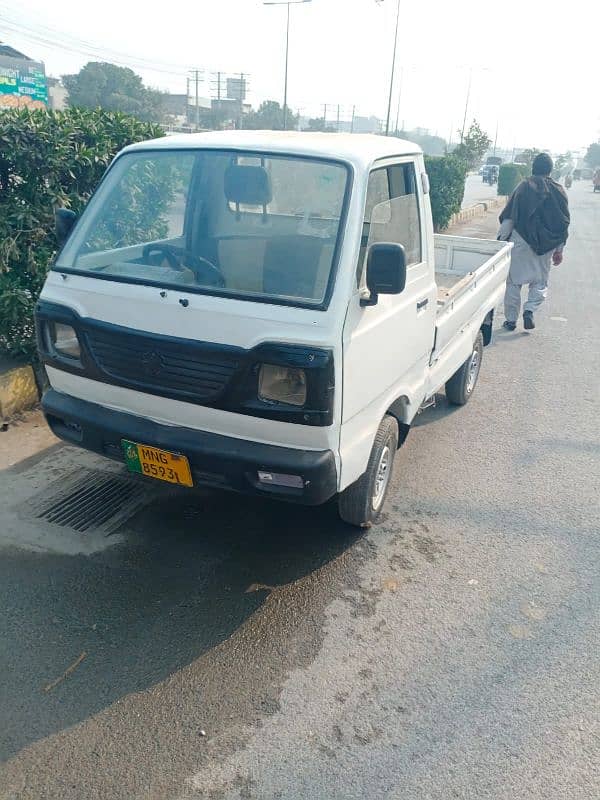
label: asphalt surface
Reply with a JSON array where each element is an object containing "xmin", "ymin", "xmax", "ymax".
[
  {"xmin": 1, "ymin": 181, "xmax": 599, "ymax": 799},
  {"xmin": 461, "ymin": 173, "xmax": 500, "ymax": 209}
]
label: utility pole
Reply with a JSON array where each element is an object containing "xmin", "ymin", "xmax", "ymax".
[
  {"xmin": 323, "ymin": 103, "xmax": 327, "ymax": 127},
  {"xmin": 350, "ymin": 105, "xmax": 356, "ymax": 134},
  {"xmin": 394, "ymin": 66, "xmax": 404, "ymax": 135},
  {"xmin": 238, "ymin": 72, "xmax": 245, "ymax": 130},
  {"xmin": 194, "ymin": 69, "xmax": 200, "ymax": 130},
  {"xmin": 283, "ymin": 2, "xmax": 290, "ymax": 128},
  {"xmin": 186, "ymin": 76, "xmax": 190, "ymax": 125},
  {"xmin": 460, "ymin": 67, "xmax": 473, "ymax": 143},
  {"xmin": 384, "ymin": 0, "xmax": 401, "ymax": 136},
  {"xmin": 336, "ymin": 103, "xmax": 340, "ymax": 132},
  {"xmin": 493, "ymin": 121, "xmax": 498, "ymax": 157}
]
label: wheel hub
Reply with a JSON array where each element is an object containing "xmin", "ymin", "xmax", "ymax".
[{"xmin": 372, "ymin": 445, "xmax": 391, "ymax": 510}]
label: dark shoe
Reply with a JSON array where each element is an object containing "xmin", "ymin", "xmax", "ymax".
[
  {"xmin": 523, "ymin": 311, "xmax": 535, "ymax": 330},
  {"xmin": 502, "ymin": 320, "xmax": 516, "ymax": 331}
]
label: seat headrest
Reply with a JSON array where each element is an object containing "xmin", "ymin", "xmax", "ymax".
[{"xmin": 224, "ymin": 165, "xmax": 272, "ymax": 206}]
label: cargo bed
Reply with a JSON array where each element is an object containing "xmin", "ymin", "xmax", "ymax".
[{"xmin": 432, "ymin": 234, "xmax": 512, "ymax": 363}]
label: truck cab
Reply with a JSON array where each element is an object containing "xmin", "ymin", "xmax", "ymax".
[{"xmin": 37, "ymin": 132, "xmax": 511, "ymax": 526}]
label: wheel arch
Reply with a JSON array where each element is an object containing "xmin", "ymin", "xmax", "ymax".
[
  {"xmin": 385, "ymin": 395, "xmax": 411, "ymax": 448},
  {"xmin": 480, "ymin": 309, "xmax": 494, "ymax": 346}
]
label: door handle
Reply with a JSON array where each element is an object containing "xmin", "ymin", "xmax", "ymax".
[{"xmin": 417, "ymin": 298, "xmax": 429, "ymax": 311}]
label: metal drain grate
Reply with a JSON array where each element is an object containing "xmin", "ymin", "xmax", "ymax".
[{"xmin": 34, "ymin": 470, "xmax": 147, "ymax": 533}]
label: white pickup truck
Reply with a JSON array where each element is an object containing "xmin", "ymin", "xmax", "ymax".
[{"xmin": 36, "ymin": 132, "xmax": 511, "ymax": 526}]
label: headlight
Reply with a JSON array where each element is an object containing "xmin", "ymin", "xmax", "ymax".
[
  {"xmin": 258, "ymin": 364, "xmax": 307, "ymax": 407},
  {"xmin": 51, "ymin": 323, "xmax": 81, "ymax": 359}
]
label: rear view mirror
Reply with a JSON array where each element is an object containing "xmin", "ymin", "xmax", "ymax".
[
  {"xmin": 55, "ymin": 208, "xmax": 77, "ymax": 246},
  {"xmin": 361, "ymin": 242, "xmax": 407, "ymax": 307}
]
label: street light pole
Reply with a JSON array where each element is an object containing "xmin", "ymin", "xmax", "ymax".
[
  {"xmin": 264, "ymin": 0, "xmax": 312, "ymax": 131},
  {"xmin": 385, "ymin": 0, "xmax": 401, "ymax": 136}
]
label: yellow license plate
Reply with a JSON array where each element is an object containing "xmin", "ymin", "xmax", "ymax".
[{"xmin": 121, "ymin": 440, "xmax": 193, "ymax": 487}]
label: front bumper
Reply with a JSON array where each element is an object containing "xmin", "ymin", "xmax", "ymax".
[{"xmin": 42, "ymin": 389, "xmax": 337, "ymax": 505}]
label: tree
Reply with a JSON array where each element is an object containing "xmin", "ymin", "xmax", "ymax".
[
  {"xmin": 553, "ymin": 152, "xmax": 573, "ymax": 179},
  {"xmin": 585, "ymin": 142, "xmax": 600, "ymax": 169},
  {"xmin": 244, "ymin": 100, "xmax": 299, "ymax": 131},
  {"xmin": 514, "ymin": 149, "xmax": 540, "ymax": 169},
  {"xmin": 452, "ymin": 120, "xmax": 492, "ymax": 171},
  {"xmin": 303, "ymin": 117, "xmax": 336, "ymax": 132},
  {"xmin": 0, "ymin": 108, "xmax": 164, "ymax": 357},
  {"xmin": 63, "ymin": 62, "xmax": 164, "ymax": 123},
  {"xmin": 424, "ymin": 155, "xmax": 466, "ymax": 231},
  {"xmin": 394, "ymin": 128, "xmax": 447, "ymax": 156}
]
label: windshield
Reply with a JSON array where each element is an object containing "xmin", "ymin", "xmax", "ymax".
[{"xmin": 55, "ymin": 149, "xmax": 349, "ymax": 307}]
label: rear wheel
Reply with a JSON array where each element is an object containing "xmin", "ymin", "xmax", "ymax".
[
  {"xmin": 338, "ymin": 415, "xmax": 398, "ymax": 528},
  {"xmin": 445, "ymin": 332, "xmax": 484, "ymax": 405}
]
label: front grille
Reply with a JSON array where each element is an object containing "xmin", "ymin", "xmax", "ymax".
[{"xmin": 85, "ymin": 327, "xmax": 240, "ymax": 403}]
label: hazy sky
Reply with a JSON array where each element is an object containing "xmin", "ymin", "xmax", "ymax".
[{"xmin": 2, "ymin": 0, "xmax": 598, "ymax": 152}]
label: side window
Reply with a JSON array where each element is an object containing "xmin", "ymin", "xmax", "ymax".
[
  {"xmin": 364, "ymin": 168, "xmax": 390, "ymax": 223},
  {"xmin": 358, "ymin": 161, "xmax": 422, "ymax": 285},
  {"xmin": 387, "ymin": 163, "xmax": 422, "ymax": 266},
  {"xmin": 357, "ymin": 168, "xmax": 390, "ymax": 284}
]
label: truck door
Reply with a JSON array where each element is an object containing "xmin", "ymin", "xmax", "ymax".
[{"xmin": 340, "ymin": 158, "xmax": 436, "ymax": 488}]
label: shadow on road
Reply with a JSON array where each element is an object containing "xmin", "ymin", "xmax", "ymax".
[{"xmin": 0, "ymin": 485, "xmax": 360, "ymax": 761}]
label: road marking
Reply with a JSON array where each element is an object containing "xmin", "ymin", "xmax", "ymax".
[
  {"xmin": 520, "ymin": 601, "xmax": 546, "ymax": 621},
  {"xmin": 507, "ymin": 624, "xmax": 533, "ymax": 640},
  {"xmin": 550, "ymin": 316, "xmax": 568, "ymax": 322}
]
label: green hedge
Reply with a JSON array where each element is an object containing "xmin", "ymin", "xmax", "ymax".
[
  {"xmin": 497, "ymin": 163, "xmax": 528, "ymax": 197},
  {"xmin": 424, "ymin": 154, "xmax": 467, "ymax": 231},
  {"xmin": 0, "ymin": 108, "xmax": 164, "ymax": 358}
]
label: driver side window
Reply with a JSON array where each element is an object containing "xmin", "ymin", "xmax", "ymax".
[{"xmin": 357, "ymin": 161, "xmax": 422, "ymax": 285}]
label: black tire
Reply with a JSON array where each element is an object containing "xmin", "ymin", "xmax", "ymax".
[
  {"xmin": 445, "ymin": 332, "xmax": 484, "ymax": 406},
  {"xmin": 338, "ymin": 415, "xmax": 398, "ymax": 528}
]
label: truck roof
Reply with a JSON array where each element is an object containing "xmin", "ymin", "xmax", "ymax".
[{"xmin": 123, "ymin": 130, "xmax": 422, "ymax": 169}]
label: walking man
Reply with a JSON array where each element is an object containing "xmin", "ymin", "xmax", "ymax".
[{"xmin": 498, "ymin": 153, "xmax": 570, "ymax": 331}]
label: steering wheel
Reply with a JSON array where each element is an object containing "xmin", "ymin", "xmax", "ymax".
[
  {"xmin": 142, "ymin": 243, "xmax": 182, "ymax": 270},
  {"xmin": 142, "ymin": 243, "xmax": 225, "ymax": 288}
]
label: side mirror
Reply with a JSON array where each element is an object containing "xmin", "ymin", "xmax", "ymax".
[
  {"xmin": 361, "ymin": 242, "xmax": 407, "ymax": 307},
  {"xmin": 55, "ymin": 208, "xmax": 77, "ymax": 246}
]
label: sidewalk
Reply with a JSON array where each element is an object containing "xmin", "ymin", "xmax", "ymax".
[{"xmin": 446, "ymin": 202, "xmax": 502, "ymax": 239}]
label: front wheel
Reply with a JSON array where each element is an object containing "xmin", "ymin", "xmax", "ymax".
[
  {"xmin": 338, "ymin": 415, "xmax": 398, "ymax": 528},
  {"xmin": 445, "ymin": 332, "xmax": 484, "ymax": 405}
]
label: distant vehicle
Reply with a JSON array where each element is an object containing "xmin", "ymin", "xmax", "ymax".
[
  {"xmin": 564, "ymin": 174, "xmax": 572, "ymax": 189},
  {"xmin": 573, "ymin": 169, "xmax": 581, "ymax": 180},
  {"xmin": 36, "ymin": 131, "xmax": 512, "ymax": 527},
  {"xmin": 485, "ymin": 156, "xmax": 503, "ymax": 166},
  {"xmin": 581, "ymin": 167, "xmax": 593, "ymax": 180},
  {"xmin": 593, "ymin": 169, "xmax": 600, "ymax": 193},
  {"xmin": 482, "ymin": 165, "xmax": 498, "ymax": 184}
]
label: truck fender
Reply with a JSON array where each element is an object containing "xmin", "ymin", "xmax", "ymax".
[
  {"xmin": 480, "ymin": 309, "xmax": 494, "ymax": 346},
  {"xmin": 386, "ymin": 395, "xmax": 411, "ymax": 447}
]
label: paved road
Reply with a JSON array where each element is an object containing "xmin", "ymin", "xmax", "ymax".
[
  {"xmin": 1, "ymin": 181, "xmax": 599, "ymax": 799},
  {"xmin": 462, "ymin": 173, "xmax": 500, "ymax": 209}
]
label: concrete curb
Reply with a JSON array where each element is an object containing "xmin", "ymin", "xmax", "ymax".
[
  {"xmin": 0, "ymin": 364, "xmax": 40, "ymax": 421},
  {"xmin": 450, "ymin": 196, "xmax": 506, "ymax": 227}
]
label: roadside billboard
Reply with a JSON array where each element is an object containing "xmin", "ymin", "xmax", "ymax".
[{"xmin": 0, "ymin": 56, "xmax": 48, "ymax": 109}]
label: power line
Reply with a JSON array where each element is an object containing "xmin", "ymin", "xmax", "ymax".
[{"xmin": 0, "ymin": 14, "xmax": 193, "ymax": 77}]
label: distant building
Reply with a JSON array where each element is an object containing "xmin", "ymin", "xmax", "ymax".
[
  {"xmin": 350, "ymin": 115, "xmax": 382, "ymax": 134},
  {"xmin": 0, "ymin": 43, "xmax": 30, "ymax": 60},
  {"xmin": 163, "ymin": 93, "xmax": 188, "ymax": 119}
]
